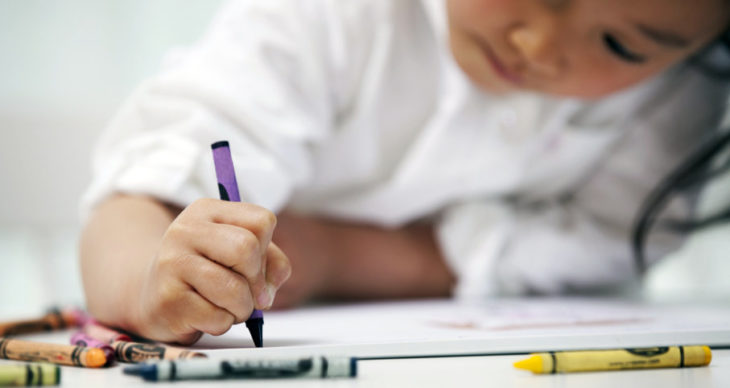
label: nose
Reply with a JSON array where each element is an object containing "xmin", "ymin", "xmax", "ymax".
[{"xmin": 508, "ymin": 23, "xmax": 564, "ymax": 78}]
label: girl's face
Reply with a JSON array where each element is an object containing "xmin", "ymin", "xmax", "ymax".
[{"xmin": 447, "ymin": 0, "xmax": 729, "ymax": 98}]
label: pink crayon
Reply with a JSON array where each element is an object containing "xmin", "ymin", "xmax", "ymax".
[
  {"xmin": 64, "ymin": 308, "xmax": 91, "ymax": 327},
  {"xmin": 71, "ymin": 331, "xmax": 115, "ymax": 366},
  {"xmin": 82, "ymin": 321, "xmax": 132, "ymax": 344}
]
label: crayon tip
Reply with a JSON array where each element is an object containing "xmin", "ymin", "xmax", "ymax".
[
  {"xmin": 702, "ymin": 346, "xmax": 712, "ymax": 365},
  {"xmin": 122, "ymin": 365, "xmax": 143, "ymax": 376},
  {"xmin": 514, "ymin": 355, "xmax": 543, "ymax": 373},
  {"xmin": 124, "ymin": 364, "xmax": 158, "ymax": 381},
  {"xmin": 246, "ymin": 318, "xmax": 264, "ymax": 348},
  {"xmin": 86, "ymin": 347, "xmax": 108, "ymax": 368},
  {"xmin": 101, "ymin": 347, "xmax": 115, "ymax": 366}
]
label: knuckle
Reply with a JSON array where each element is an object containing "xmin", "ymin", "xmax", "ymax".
[
  {"xmin": 151, "ymin": 282, "xmax": 182, "ymax": 316},
  {"xmin": 247, "ymin": 206, "xmax": 277, "ymax": 232},
  {"xmin": 194, "ymin": 197, "xmax": 217, "ymax": 208},
  {"xmin": 232, "ymin": 232, "xmax": 259, "ymax": 261},
  {"xmin": 208, "ymin": 314, "xmax": 234, "ymax": 336},
  {"xmin": 185, "ymin": 198, "xmax": 216, "ymax": 216},
  {"xmin": 261, "ymin": 210, "xmax": 277, "ymax": 229},
  {"xmin": 164, "ymin": 221, "xmax": 189, "ymax": 241}
]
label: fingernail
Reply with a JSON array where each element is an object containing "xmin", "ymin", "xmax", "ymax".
[
  {"xmin": 265, "ymin": 284, "xmax": 276, "ymax": 308},
  {"xmin": 257, "ymin": 284, "xmax": 276, "ymax": 309}
]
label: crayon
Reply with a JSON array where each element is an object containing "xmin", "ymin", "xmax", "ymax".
[
  {"xmin": 0, "ymin": 363, "xmax": 60, "ymax": 386},
  {"xmin": 81, "ymin": 321, "xmax": 131, "ymax": 344},
  {"xmin": 124, "ymin": 356, "xmax": 357, "ymax": 381},
  {"xmin": 0, "ymin": 308, "xmax": 86, "ymax": 337},
  {"xmin": 211, "ymin": 140, "xmax": 264, "ymax": 348},
  {"xmin": 70, "ymin": 332, "xmax": 115, "ymax": 366},
  {"xmin": 514, "ymin": 345, "xmax": 712, "ymax": 374},
  {"xmin": 0, "ymin": 337, "xmax": 106, "ymax": 368},
  {"xmin": 111, "ymin": 340, "xmax": 207, "ymax": 363}
]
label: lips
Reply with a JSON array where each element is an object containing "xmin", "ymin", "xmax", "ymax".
[{"xmin": 476, "ymin": 39, "xmax": 522, "ymax": 85}]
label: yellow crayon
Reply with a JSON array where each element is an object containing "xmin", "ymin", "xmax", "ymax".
[
  {"xmin": 0, "ymin": 363, "xmax": 59, "ymax": 386},
  {"xmin": 514, "ymin": 346, "xmax": 711, "ymax": 374}
]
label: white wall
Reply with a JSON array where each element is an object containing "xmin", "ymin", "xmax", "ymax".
[
  {"xmin": 0, "ymin": 0, "xmax": 223, "ymax": 228},
  {"xmin": 0, "ymin": 0, "xmax": 222, "ymax": 317}
]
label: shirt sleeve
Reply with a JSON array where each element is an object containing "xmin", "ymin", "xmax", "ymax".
[
  {"xmin": 80, "ymin": 0, "xmax": 341, "ymax": 219},
  {"xmin": 436, "ymin": 66, "xmax": 730, "ymax": 297}
]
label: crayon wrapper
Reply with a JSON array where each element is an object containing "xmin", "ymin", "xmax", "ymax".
[
  {"xmin": 211, "ymin": 143, "xmax": 241, "ymax": 202},
  {"xmin": 82, "ymin": 323, "xmax": 131, "ymax": 344},
  {"xmin": 547, "ymin": 346, "xmax": 710, "ymax": 373},
  {"xmin": 112, "ymin": 341, "xmax": 207, "ymax": 363},
  {"xmin": 0, "ymin": 337, "xmax": 103, "ymax": 368},
  {"xmin": 0, "ymin": 309, "xmax": 73, "ymax": 336},
  {"xmin": 0, "ymin": 363, "xmax": 59, "ymax": 386}
]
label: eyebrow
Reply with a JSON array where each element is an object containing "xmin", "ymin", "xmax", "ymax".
[{"xmin": 635, "ymin": 24, "xmax": 691, "ymax": 49}]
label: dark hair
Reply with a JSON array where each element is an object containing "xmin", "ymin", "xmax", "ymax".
[{"xmin": 691, "ymin": 28, "xmax": 730, "ymax": 78}]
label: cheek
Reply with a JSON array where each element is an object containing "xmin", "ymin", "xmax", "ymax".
[
  {"xmin": 447, "ymin": 0, "xmax": 515, "ymax": 33},
  {"xmin": 549, "ymin": 60, "xmax": 667, "ymax": 99}
]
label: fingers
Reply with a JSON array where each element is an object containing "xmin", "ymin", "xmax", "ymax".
[
  {"xmin": 177, "ymin": 221, "xmax": 268, "ymax": 299},
  {"xmin": 147, "ymin": 198, "xmax": 293, "ymax": 346},
  {"xmin": 182, "ymin": 290, "xmax": 236, "ymax": 337},
  {"xmin": 167, "ymin": 199, "xmax": 279, "ymax": 305},
  {"xmin": 176, "ymin": 254, "xmax": 256, "ymax": 323},
  {"xmin": 183, "ymin": 198, "xmax": 277, "ymax": 256},
  {"xmin": 138, "ymin": 280, "xmax": 236, "ymax": 345},
  {"xmin": 265, "ymin": 242, "xmax": 291, "ymax": 289}
]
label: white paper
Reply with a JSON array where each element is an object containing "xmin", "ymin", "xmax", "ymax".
[{"xmin": 193, "ymin": 298, "xmax": 730, "ymax": 358}]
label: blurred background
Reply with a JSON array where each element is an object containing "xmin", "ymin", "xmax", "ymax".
[
  {"xmin": 0, "ymin": 1, "xmax": 727, "ymax": 320},
  {"xmin": 0, "ymin": 0, "xmax": 223, "ymax": 317}
]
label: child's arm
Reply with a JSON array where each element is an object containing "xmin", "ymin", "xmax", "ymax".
[
  {"xmin": 80, "ymin": 194, "xmax": 291, "ymax": 344},
  {"xmin": 271, "ymin": 212, "xmax": 455, "ymax": 308}
]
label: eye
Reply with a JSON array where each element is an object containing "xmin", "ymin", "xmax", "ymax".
[{"xmin": 603, "ymin": 34, "xmax": 646, "ymax": 64}]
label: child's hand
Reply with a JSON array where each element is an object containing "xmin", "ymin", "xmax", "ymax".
[{"xmin": 133, "ymin": 198, "xmax": 291, "ymax": 344}]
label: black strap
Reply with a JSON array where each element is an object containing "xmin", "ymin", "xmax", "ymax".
[{"xmin": 632, "ymin": 127, "xmax": 730, "ymax": 274}]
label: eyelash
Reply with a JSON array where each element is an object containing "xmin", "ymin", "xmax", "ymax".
[{"xmin": 603, "ymin": 34, "xmax": 646, "ymax": 64}]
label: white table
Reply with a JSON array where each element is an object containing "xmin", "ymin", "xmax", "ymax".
[{"xmin": 2, "ymin": 330, "xmax": 729, "ymax": 388}]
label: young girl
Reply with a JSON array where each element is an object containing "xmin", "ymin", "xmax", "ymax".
[{"xmin": 80, "ymin": 0, "xmax": 730, "ymax": 344}]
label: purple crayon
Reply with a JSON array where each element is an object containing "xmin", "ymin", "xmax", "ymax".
[
  {"xmin": 211, "ymin": 141, "xmax": 264, "ymax": 348},
  {"xmin": 71, "ymin": 331, "xmax": 115, "ymax": 366}
]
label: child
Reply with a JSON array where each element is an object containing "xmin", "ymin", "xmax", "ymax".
[{"xmin": 79, "ymin": 0, "xmax": 730, "ymax": 344}]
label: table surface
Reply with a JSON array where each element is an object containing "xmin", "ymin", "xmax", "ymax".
[{"xmin": 2, "ymin": 331, "xmax": 730, "ymax": 388}]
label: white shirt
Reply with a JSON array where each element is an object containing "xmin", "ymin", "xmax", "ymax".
[{"xmin": 82, "ymin": 0, "xmax": 729, "ymax": 297}]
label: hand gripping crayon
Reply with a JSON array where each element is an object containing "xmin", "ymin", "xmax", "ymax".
[
  {"xmin": 70, "ymin": 331, "xmax": 115, "ymax": 366},
  {"xmin": 514, "ymin": 345, "xmax": 712, "ymax": 374},
  {"xmin": 0, "ymin": 307, "xmax": 87, "ymax": 336},
  {"xmin": 111, "ymin": 340, "xmax": 207, "ymax": 363},
  {"xmin": 211, "ymin": 140, "xmax": 264, "ymax": 348},
  {"xmin": 0, "ymin": 337, "xmax": 106, "ymax": 368},
  {"xmin": 0, "ymin": 363, "xmax": 60, "ymax": 386}
]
